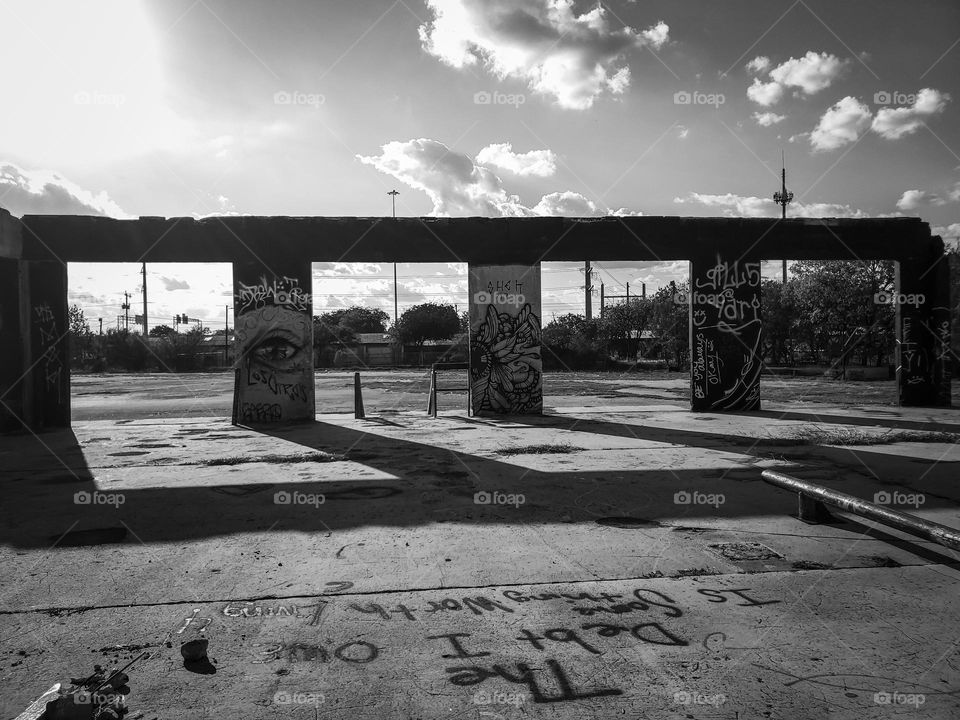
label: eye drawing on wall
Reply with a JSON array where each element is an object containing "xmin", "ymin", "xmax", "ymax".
[
  {"xmin": 471, "ymin": 303, "xmax": 542, "ymax": 413},
  {"xmin": 237, "ymin": 307, "xmax": 309, "ymax": 373}
]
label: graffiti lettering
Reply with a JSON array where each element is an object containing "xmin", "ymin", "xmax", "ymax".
[
  {"xmin": 238, "ymin": 402, "xmax": 282, "ymax": 423},
  {"xmin": 237, "ymin": 275, "xmax": 311, "ymax": 313}
]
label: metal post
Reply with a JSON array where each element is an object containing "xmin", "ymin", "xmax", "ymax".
[
  {"xmin": 584, "ymin": 261, "xmax": 592, "ymax": 320},
  {"xmin": 600, "ymin": 283, "xmax": 604, "ymax": 319},
  {"xmin": 354, "ymin": 371, "xmax": 365, "ymax": 419},
  {"xmin": 224, "ymin": 305, "xmax": 229, "ymax": 365},
  {"xmin": 141, "ymin": 262, "xmax": 148, "ymax": 335}
]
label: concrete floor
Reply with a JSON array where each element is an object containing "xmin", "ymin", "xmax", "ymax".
[{"xmin": 2, "ymin": 402, "xmax": 960, "ymax": 719}]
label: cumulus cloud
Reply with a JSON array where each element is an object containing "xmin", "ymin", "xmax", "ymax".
[
  {"xmin": 745, "ymin": 56, "xmax": 771, "ymax": 74},
  {"xmin": 0, "ymin": 161, "xmax": 129, "ymax": 217},
  {"xmin": 746, "ymin": 78, "xmax": 783, "ymax": 107},
  {"xmin": 475, "ymin": 142, "xmax": 557, "ymax": 177},
  {"xmin": 674, "ymin": 192, "xmax": 870, "ymax": 218},
  {"xmin": 532, "ymin": 191, "xmax": 603, "ymax": 216},
  {"xmin": 809, "ymin": 96, "xmax": 872, "ymax": 151},
  {"xmin": 419, "ymin": 0, "xmax": 668, "ymax": 109},
  {"xmin": 160, "ymin": 276, "xmax": 190, "ymax": 291},
  {"xmin": 932, "ymin": 222, "xmax": 960, "ymax": 242},
  {"xmin": 753, "ymin": 111, "xmax": 786, "ymax": 127},
  {"xmin": 747, "ymin": 51, "xmax": 847, "ymax": 106},
  {"xmin": 896, "ymin": 182, "xmax": 960, "ymax": 211},
  {"xmin": 357, "ymin": 138, "xmax": 639, "ymax": 217},
  {"xmin": 871, "ymin": 88, "xmax": 949, "ymax": 140}
]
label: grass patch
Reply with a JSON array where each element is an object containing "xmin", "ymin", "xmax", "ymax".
[
  {"xmin": 792, "ymin": 427, "xmax": 959, "ymax": 446},
  {"xmin": 496, "ymin": 443, "xmax": 585, "ymax": 456},
  {"xmin": 201, "ymin": 452, "xmax": 343, "ymax": 466}
]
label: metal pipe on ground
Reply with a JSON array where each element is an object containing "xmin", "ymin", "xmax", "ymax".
[{"xmin": 761, "ymin": 469, "xmax": 960, "ymax": 552}]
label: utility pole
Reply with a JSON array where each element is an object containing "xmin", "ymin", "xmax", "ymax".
[
  {"xmin": 389, "ymin": 189, "xmax": 399, "ymax": 327},
  {"xmin": 122, "ymin": 292, "xmax": 130, "ymax": 331},
  {"xmin": 224, "ymin": 305, "xmax": 230, "ymax": 365},
  {"xmin": 98, "ymin": 318, "xmax": 103, "ymax": 335},
  {"xmin": 141, "ymin": 262, "xmax": 148, "ymax": 335},
  {"xmin": 773, "ymin": 149, "xmax": 794, "ymax": 284},
  {"xmin": 584, "ymin": 261, "xmax": 593, "ymax": 319},
  {"xmin": 599, "ymin": 283, "xmax": 605, "ymax": 319}
]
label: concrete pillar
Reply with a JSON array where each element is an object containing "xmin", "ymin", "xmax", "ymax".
[
  {"xmin": 896, "ymin": 250, "xmax": 951, "ymax": 407},
  {"xmin": 0, "ymin": 258, "xmax": 24, "ymax": 431},
  {"xmin": 25, "ymin": 261, "xmax": 71, "ymax": 428},
  {"xmin": 468, "ymin": 263, "xmax": 543, "ymax": 415},
  {"xmin": 232, "ymin": 261, "xmax": 315, "ymax": 424},
  {"xmin": 689, "ymin": 255, "xmax": 762, "ymax": 411}
]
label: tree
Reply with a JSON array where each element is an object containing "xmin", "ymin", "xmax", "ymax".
[
  {"xmin": 602, "ymin": 299, "xmax": 650, "ymax": 359},
  {"xmin": 314, "ymin": 306, "xmax": 389, "ymax": 349},
  {"xmin": 68, "ymin": 304, "xmax": 92, "ymax": 367},
  {"xmin": 790, "ymin": 260, "xmax": 895, "ymax": 366},
  {"xmin": 68, "ymin": 304, "xmax": 90, "ymax": 336},
  {"xmin": 149, "ymin": 324, "xmax": 177, "ymax": 338},
  {"xmin": 542, "ymin": 314, "xmax": 604, "ymax": 369},
  {"xmin": 646, "ymin": 283, "xmax": 689, "ymax": 369},
  {"xmin": 396, "ymin": 303, "xmax": 461, "ymax": 350},
  {"xmin": 760, "ymin": 279, "xmax": 796, "ymax": 365}
]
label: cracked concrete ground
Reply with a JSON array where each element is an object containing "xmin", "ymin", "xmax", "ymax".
[{"xmin": 2, "ymin": 401, "xmax": 960, "ymax": 719}]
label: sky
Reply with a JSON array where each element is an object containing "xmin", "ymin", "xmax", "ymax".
[{"xmin": 1, "ymin": 0, "xmax": 959, "ymax": 332}]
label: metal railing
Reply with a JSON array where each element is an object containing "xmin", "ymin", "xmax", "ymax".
[
  {"xmin": 427, "ymin": 362, "xmax": 471, "ymax": 417},
  {"xmin": 762, "ymin": 469, "xmax": 960, "ymax": 552}
]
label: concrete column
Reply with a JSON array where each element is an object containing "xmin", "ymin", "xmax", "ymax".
[
  {"xmin": 468, "ymin": 263, "xmax": 542, "ymax": 415},
  {"xmin": 896, "ymin": 250, "xmax": 951, "ymax": 407},
  {"xmin": 25, "ymin": 261, "xmax": 71, "ymax": 428},
  {"xmin": 232, "ymin": 261, "xmax": 315, "ymax": 424},
  {"xmin": 0, "ymin": 258, "xmax": 24, "ymax": 431},
  {"xmin": 689, "ymin": 255, "xmax": 762, "ymax": 411}
]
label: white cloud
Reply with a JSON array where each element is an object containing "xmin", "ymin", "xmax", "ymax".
[
  {"xmin": 753, "ymin": 111, "xmax": 786, "ymax": 127},
  {"xmin": 674, "ymin": 192, "xmax": 870, "ymax": 218},
  {"xmin": 532, "ymin": 191, "xmax": 603, "ymax": 216},
  {"xmin": 932, "ymin": 222, "xmax": 960, "ymax": 241},
  {"xmin": 419, "ymin": 0, "xmax": 668, "ymax": 109},
  {"xmin": 769, "ymin": 51, "xmax": 847, "ymax": 95},
  {"xmin": 0, "ymin": 161, "xmax": 129, "ymax": 217},
  {"xmin": 746, "ymin": 56, "xmax": 771, "ymax": 74},
  {"xmin": 475, "ymin": 142, "xmax": 557, "ymax": 177},
  {"xmin": 896, "ymin": 190, "xmax": 932, "ymax": 211},
  {"xmin": 747, "ymin": 51, "xmax": 847, "ymax": 107},
  {"xmin": 357, "ymin": 138, "xmax": 639, "ymax": 217},
  {"xmin": 872, "ymin": 88, "xmax": 949, "ymax": 140},
  {"xmin": 747, "ymin": 78, "xmax": 783, "ymax": 107},
  {"xmin": 896, "ymin": 182, "xmax": 960, "ymax": 210},
  {"xmin": 809, "ymin": 96, "xmax": 873, "ymax": 151}
]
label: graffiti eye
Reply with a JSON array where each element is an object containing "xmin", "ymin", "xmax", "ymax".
[{"xmin": 251, "ymin": 337, "xmax": 301, "ymax": 367}]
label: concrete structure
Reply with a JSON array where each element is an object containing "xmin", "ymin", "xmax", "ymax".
[{"xmin": 0, "ymin": 209, "xmax": 951, "ymax": 430}]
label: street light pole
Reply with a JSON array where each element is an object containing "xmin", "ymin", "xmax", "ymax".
[{"xmin": 388, "ymin": 190, "xmax": 399, "ymax": 326}]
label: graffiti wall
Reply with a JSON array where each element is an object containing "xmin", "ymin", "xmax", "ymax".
[
  {"xmin": 233, "ymin": 261, "xmax": 315, "ymax": 424},
  {"xmin": 689, "ymin": 256, "xmax": 762, "ymax": 412},
  {"xmin": 897, "ymin": 254, "xmax": 952, "ymax": 407},
  {"xmin": 468, "ymin": 264, "xmax": 542, "ymax": 415}
]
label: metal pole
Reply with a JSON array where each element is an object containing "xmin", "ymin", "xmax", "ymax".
[
  {"xmin": 762, "ymin": 469, "xmax": 960, "ymax": 551},
  {"xmin": 141, "ymin": 262, "xmax": 148, "ymax": 335},
  {"xmin": 600, "ymin": 283, "xmax": 604, "ymax": 318},
  {"xmin": 625, "ymin": 282, "xmax": 629, "ymax": 304},
  {"xmin": 224, "ymin": 305, "xmax": 229, "ymax": 365},
  {"xmin": 389, "ymin": 189, "xmax": 399, "ymax": 327}
]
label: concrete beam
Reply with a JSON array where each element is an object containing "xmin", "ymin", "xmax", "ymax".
[
  {"xmin": 0, "ymin": 208, "xmax": 22, "ymax": 259},
  {"xmin": 17, "ymin": 215, "xmax": 933, "ymax": 264}
]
